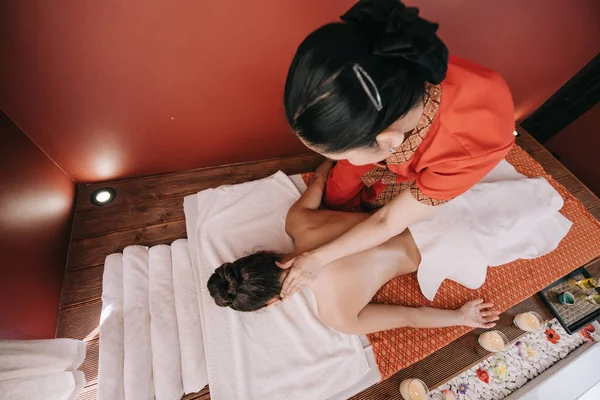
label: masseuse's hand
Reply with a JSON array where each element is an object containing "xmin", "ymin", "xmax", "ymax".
[{"xmin": 278, "ymin": 252, "xmax": 324, "ymax": 299}]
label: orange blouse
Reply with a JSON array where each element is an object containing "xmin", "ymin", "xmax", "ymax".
[{"xmin": 324, "ymin": 56, "xmax": 516, "ymax": 210}]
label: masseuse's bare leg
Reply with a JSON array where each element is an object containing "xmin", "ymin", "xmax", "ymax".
[{"xmin": 286, "ymin": 161, "xmax": 499, "ymax": 335}]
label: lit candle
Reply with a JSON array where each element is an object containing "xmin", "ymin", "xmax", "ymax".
[
  {"xmin": 399, "ymin": 379, "xmax": 428, "ymax": 400},
  {"xmin": 514, "ymin": 312, "xmax": 541, "ymax": 332},
  {"xmin": 478, "ymin": 331, "xmax": 506, "ymax": 352}
]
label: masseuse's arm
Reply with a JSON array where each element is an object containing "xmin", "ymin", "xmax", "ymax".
[
  {"xmin": 316, "ymin": 189, "xmax": 434, "ymax": 265},
  {"xmin": 280, "ymin": 188, "xmax": 436, "ymax": 297},
  {"xmin": 281, "ymin": 136, "xmax": 515, "ymax": 297}
]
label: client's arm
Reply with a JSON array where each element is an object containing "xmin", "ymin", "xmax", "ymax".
[
  {"xmin": 314, "ymin": 189, "xmax": 434, "ymax": 265},
  {"xmin": 285, "ymin": 160, "xmax": 334, "ymax": 236},
  {"xmin": 337, "ymin": 299, "xmax": 499, "ymax": 335},
  {"xmin": 291, "ymin": 160, "xmax": 334, "ymax": 210}
]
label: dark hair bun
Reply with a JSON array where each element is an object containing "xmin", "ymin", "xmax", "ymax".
[
  {"xmin": 208, "ymin": 252, "xmax": 284, "ymax": 312},
  {"xmin": 341, "ymin": 0, "xmax": 448, "ymax": 83},
  {"xmin": 208, "ymin": 262, "xmax": 240, "ymax": 307}
]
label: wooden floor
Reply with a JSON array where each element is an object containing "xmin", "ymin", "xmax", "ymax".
[{"xmin": 56, "ymin": 128, "xmax": 600, "ymax": 400}]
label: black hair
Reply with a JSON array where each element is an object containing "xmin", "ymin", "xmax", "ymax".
[
  {"xmin": 284, "ymin": 0, "xmax": 448, "ymax": 153},
  {"xmin": 207, "ymin": 251, "xmax": 284, "ymax": 312}
]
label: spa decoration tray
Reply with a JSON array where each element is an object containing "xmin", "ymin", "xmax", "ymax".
[{"xmin": 539, "ymin": 266, "xmax": 600, "ymax": 334}]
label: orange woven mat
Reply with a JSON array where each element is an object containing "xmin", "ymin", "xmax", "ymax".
[{"xmin": 303, "ymin": 145, "xmax": 600, "ymax": 379}]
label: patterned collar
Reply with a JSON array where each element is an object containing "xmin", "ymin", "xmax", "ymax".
[{"xmin": 361, "ymin": 82, "xmax": 442, "ymax": 187}]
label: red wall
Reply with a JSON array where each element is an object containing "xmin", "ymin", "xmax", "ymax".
[
  {"xmin": 414, "ymin": 0, "xmax": 600, "ymax": 122},
  {"xmin": 0, "ymin": 110, "xmax": 75, "ymax": 339},
  {"xmin": 545, "ymin": 103, "xmax": 600, "ymax": 196},
  {"xmin": 1, "ymin": 0, "xmax": 599, "ymax": 183}
]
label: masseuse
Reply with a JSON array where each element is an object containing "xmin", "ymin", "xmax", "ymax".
[{"xmin": 280, "ymin": 0, "xmax": 515, "ymax": 297}]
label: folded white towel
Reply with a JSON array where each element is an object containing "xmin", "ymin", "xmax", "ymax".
[
  {"xmin": 171, "ymin": 239, "xmax": 208, "ymax": 394},
  {"xmin": 184, "ymin": 171, "xmax": 369, "ymax": 400},
  {"xmin": 148, "ymin": 245, "xmax": 184, "ymax": 400},
  {"xmin": 0, "ymin": 339, "xmax": 85, "ymax": 381},
  {"xmin": 0, "ymin": 371, "xmax": 86, "ymax": 400},
  {"xmin": 98, "ymin": 253, "xmax": 125, "ymax": 400},
  {"xmin": 123, "ymin": 246, "xmax": 154, "ymax": 400},
  {"xmin": 412, "ymin": 160, "xmax": 572, "ymax": 301}
]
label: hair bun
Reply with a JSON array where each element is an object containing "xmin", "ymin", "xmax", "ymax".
[
  {"xmin": 210, "ymin": 263, "xmax": 241, "ymax": 307},
  {"xmin": 341, "ymin": 0, "xmax": 448, "ymax": 84}
]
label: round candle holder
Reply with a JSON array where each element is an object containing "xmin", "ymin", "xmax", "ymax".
[
  {"xmin": 513, "ymin": 311, "xmax": 543, "ymax": 332},
  {"xmin": 478, "ymin": 330, "xmax": 508, "ymax": 353},
  {"xmin": 399, "ymin": 378, "xmax": 429, "ymax": 400}
]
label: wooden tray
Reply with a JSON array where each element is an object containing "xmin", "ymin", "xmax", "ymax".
[{"xmin": 539, "ymin": 266, "xmax": 600, "ymax": 334}]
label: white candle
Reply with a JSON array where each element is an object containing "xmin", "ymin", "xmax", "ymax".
[
  {"xmin": 478, "ymin": 331, "xmax": 506, "ymax": 352},
  {"xmin": 399, "ymin": 379, "xmax": 428, "ymax": 400},
  {"xmin": 514, "ymin": 312, "xmax": 541, "ymax": 331}
]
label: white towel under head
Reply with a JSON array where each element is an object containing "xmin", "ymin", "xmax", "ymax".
[
  {"xmin": 412, "ymin": 160, "xmax": 572, "ymax": 301},
  {"xmin": 171, "ymin": 239, "xmax": 208, "ymax": 394},
  {"xmin": 148, "ymin": 245, "xmax": 184, "ymax": 400},
  {"xmin": 184, "ymin": 171, "xmax": 369, "ymax": 400}
]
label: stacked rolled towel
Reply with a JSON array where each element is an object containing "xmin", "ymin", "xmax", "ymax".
[
  {"xmin": 149, "ymin": 245, "xmax": 183, "ymax": 400},
  {"xmin": 98, "ymin": 241, "xmax": 208, "ymax": 400},
  {"xmin": 123, "ymin": 246, "xmax": 154, "ymax": 400},
  {"xmin": 98, "ymin": 253, "xmax": 125, "ymax": 400},
  {"xmin": 171, "ymin": 239, "xmax": 208, "ymax": 394},
  {"xmin": 0, "ymin": 338, "xmax": 86, "ymax": 400}
]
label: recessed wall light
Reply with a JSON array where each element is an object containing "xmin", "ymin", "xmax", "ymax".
[
  {"xmin": 90, "ymin": 187, "xmax": 116, "ymax": 206},
  {"xmin": 513, "ymin": 130, "xmax": 519, "ymax": 136}
]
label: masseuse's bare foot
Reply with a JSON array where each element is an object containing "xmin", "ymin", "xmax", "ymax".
[{"xmin": 459, "ymin": 299, "xmax": 500, "ymax": 328}]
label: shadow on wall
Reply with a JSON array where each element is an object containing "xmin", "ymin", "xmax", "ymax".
[
  {"xmin": 0, "ymin": 0, "xmax": 599, "ymax": 182},
  {"xmin": 0, "ymin": 109, "xmax": 75, "ymax": 340},
  {"xmin": 545, "ymin": 103, "xmax": 600, "ymax": 197}
]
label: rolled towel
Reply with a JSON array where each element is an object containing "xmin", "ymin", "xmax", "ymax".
[
  {"xmin": 149, "ymin": 245, "xmax": 184, "ymax": 400},
  {"xmin": 98, "ymin": 253, "xmax": 125, "ymax": 400},
  {"xmin": 171, "ymin": 239, "xmax": 208, "ymax": 393},
  {"xmin": 123, "ymin": 246, "xmax": 154, "ymax": 400},
  {"xmin": 0, "ymin": 339, "xmax": 85, "ymax": 381},
  {"xmin": 0, "ymin": 371, "xmax": 85, "ymax": 400}
]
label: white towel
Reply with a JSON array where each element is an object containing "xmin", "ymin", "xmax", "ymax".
[
  {"xmin": 122, "ymin": 246, "xmax": 154, "ymax": 400},
  {"xmin": 148, "ymin": 245, "xmax": 184, "ymax": 400},
  {"xmin": 171, "ymin": 239, "xmax": 208, "ymax": 394},
  {"xmin": 412, "ymin": 160, "xmax": 573, "ymax": 301},
  {"xmin": 184, "ymin": 171, "xmax": 369, "ymax": 400},
  {"xmin": 0, "ymin": 339, "xmax": 85, "ymax": 381},
  {"xmin": 98, "ymin": 253, "xmax": 125, "ymax": 400},
  {"xmin": 0, "ymin": 371, "xmax": 86, "ymax": 400}
]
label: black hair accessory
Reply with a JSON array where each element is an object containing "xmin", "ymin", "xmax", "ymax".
[{"xmin": 341, "ymin": 0, "xmax": 448, "ymax": 84}]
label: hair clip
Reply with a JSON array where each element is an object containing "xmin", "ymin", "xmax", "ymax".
[{"xmin": 352, "ymin": 64, "xmax": 383, "ymax": 111}]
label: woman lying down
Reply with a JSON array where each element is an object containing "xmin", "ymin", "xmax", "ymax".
[{"xmin": 207, "ymin": 161, "xmax": 500, "ymax": 335}]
